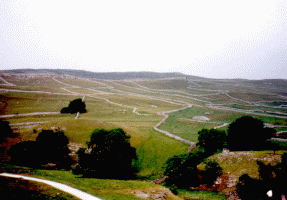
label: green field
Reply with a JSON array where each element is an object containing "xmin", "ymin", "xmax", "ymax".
[{"xmin": 1, "ymin": 71, "xmax": 287, "ymax": 199}]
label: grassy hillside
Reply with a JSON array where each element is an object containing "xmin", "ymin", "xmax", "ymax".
[{"xmin": 1, "ymin": 70, "xmax": 287, "ymax": 199}]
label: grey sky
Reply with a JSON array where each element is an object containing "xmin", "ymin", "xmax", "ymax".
[{"xmin": 1, "ymin": 0, "xmax": 287, "ymax": 79}]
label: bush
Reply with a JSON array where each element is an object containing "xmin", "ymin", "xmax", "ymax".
[
  {"xmin": 60, "ymin": 98, "xmax": 86, "ymax": 114},
  {"xmin": 68, "ymin": 98, "xmax": 86, "ymax": 114},
  {"xmin": 164, "ymin": 152, "xmax": 205, "ymax": 189},
  {"xmin": 202, "ymin": 160, "xmax": 223, "ymax": 186},
  {"xmin": 8, "ymin": 130, "xmax": 72, "ymax": 169},
  {"xmin": 60, "ymin": 107, "xmax": 70, "ymax": 114},
  {"xmin": 36, "ymin": 130, "xmax": 70, "ymax": 164},
  {"xmin": 8, "ymin": 141, "xmax": 39, "ymax": 167},
  {"xmin": 0, "ymin": 119, "xmax": 15, "ymax": 142},
  {"xmin": 0, "ymin": 119, "xmax": 17, "ymax": 162},
  {"xmin": 236, "ymin": 173, "xmax": 270, "ymax": 200},
  {"xmin": 227, "ymin": 116, "xmax": 273, "ymax": 151},
  {"xmin": 76, "ymin": 128, "xmax": 138, "ymax": 179},
  {"xmin": 198, "ymin": 129, "xmax": 227, "ymax": 154}
]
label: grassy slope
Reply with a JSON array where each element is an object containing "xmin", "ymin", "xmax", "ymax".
[
  {"xmin": 158, "ymin": 106, "xmax": 245, "ymax": 142},
  {"xmin": 22, "ymin": 170, "xmax": 182, "ymax": 200},
  {"xmin": 1, "ymin": 71, "xmax": 287, "ymax": 199}
]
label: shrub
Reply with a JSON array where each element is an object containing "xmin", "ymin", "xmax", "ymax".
[
  {"xmin": 61, "ymin": 98, "xmax": 86, "ymax": 114},
  {"xmin": 8, "ymin": 130, "xmax": 72, "ymax": 169},
  {"xmin": 227, "ymin": 116, "xmax": 273, "ymax": 151},
  {"xmin": 8, "ymin": 141, "xmax": 39, "ymax": 167},
  {"xmin": 0, "ymin": 119, "xmax": 15, "ymax": 142},
  {"xmin": 257, "ymin": 160, "xmax": 275, "ymax": 183},
  {"xmin": 164, "ymin": 152, "xmax": 205, "ymax": 189},
  {"xmin": 198, "ymin": 128, "xmax": 227, "ymax": 154},
  {"xmin": 60, "ymin": 107, "xmax": 70, "ymax": 114},
  {"xmin": 202, "ymin": 160, "xmax": 223, "ymax": 186},
  {"xmin": 68, "ymin": 98, "xmax": 86, "ymax": 114},
  {"xmin": 76, "ymin": 128, "xmax": 138, "ymax": 179},
  {"xmin": 236, "ymin": 174, "xmax": 267, "ymax": 200}
]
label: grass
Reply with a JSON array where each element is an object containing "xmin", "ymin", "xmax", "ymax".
[
  {"xmin": 228, "ymin": 92, "xmax": 287, "ymax": 102},
  {"xmin": 2, "ymin": 72, "xmax": 287, "ymax": 199},
  {"xmin": 56, "ymin": 77, "xmax": 108, "ymax": 88},
  {"xmin": 2, "ymin": 92, "xmax": 80, "ymax": 114},
  {"xmin": 177, "ymin": 190, "xmax": 226, "ymax": 200},
  {"xmin": 134, "ymin": 79, "xmax": 190, "ymax": 90},
  {"xmin": 22, "ymin": 170, "xmax": 182, "ymax": 200},
  {"xmin": 9, "ymin": 114, "xmax": 188, "ymax": 178},
  {"xmin": 158, "ymin": 107, "xmax": 244, "ymax": 142}
]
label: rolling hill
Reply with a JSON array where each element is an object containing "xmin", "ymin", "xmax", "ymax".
[{"xmin": 1, "ymin": 69, "xmax": 287, "ymax": 199}]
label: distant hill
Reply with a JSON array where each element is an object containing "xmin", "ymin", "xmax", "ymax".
[{"xmin": 0, "ymin": 69, "xmax": 192, "ymax": 80}]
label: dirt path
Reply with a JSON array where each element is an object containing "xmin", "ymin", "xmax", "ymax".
[
  {"xmin": 52, "ymin": 77, "xmax": 79, "ymax": 88},
  {"xmin": 2, "ymin": 75, "xmax": 287, "ymax": 151},
  {"xmin": 0, "ymin": 76, "xmax": 16, "ymax": 86},
  {"xmin": 0, "ymin": 173, "xmax": 102, "ymax": 200},
  {"xmin": 0, "ymin": 88, "xmax": 78, "ymax": 96},
  {"xmin": 214, "ymin": 123, "xmax": 230, "ymax": 129},
  {"xmin": 9, "ymin": 121, "xmax": 50, "ymax": 126},
  {"xmin": 0, "ymin": 112, "xmax": 60, "ymax": 118}
]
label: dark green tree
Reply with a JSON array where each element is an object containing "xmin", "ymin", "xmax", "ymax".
[
  {"xmin": 60, "ymin": 107, "xmax": 70, "ymax": 114},
  {"xmin": 202, "ymin": 159, "xmax": 223, "ymax": 186},
  {"xmin": 0, "ymin": 119, "xmax": 15, "ymax": 142},
  {"xmin": 76, "ymin": 128, "xmax": 137, "ymax": 179},
  {"xmin": 165, "ymin": 153, "xmax": 200, "ymax": 189},
  {"xmin": 9, "ymin": 129, "xmax": 71, "ymax": 168},
  {"xmin": 36, "ymin": 130, "xmax": 70, "ymax": 166},
  {"xmin": 227, "ymin": 116, "xmax": 271, "ymax": 151},
  {"xmin": 60, "ymin": 98, "xmax": 86, "ymax": 114},
  {"xmin": 0, "ymin": 119, "xmax": 17, "ymax": 162},
  {"xmin": 198, "ymin": 128, "xmax": 227, "ymax": 154},
  {"xmin": 68, "ymin": 98, "xmax": 86, "ymax": 113},
  {"xmin": 263, "ymin": 127, "xmax": 276, "ymax": 140},
  {"xmin": 164, "ymin": 148, "xmax": 208, "ymax": 189},
  {"xmin": 8, "ymin": 141, "xmax": 38, "ymax": 167},
  {"xmin": 236, "ymin": 174, "xmax": 267, "ymax": 200}
]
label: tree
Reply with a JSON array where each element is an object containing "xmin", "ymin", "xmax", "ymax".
[
  {"xmin": 202, "ymin": 159, "xmax": 223, "ymax": 186},
  {"xmin": 227, "ymin": 116, "xmax": 271, "ymax": 151},
  {"xmin": 0, "ymin": 119, "xmax": 15, "ymax": 142},
  {"xmin": 60, "ymin": 98, "xmax": 86, "ymax": 114},
  {"xmin": 68, "ymin": 98, "xmax": 86, "ymax": 113},
  {"xmin": 8, "ymin": 129, "xmax": 72, "ymax": 168},
  {"xmin": 36, "ymin": 130, "xmax": 70, "ymax": 165},
  {"xmin": 60, "ymin": 107, "xmax": 70, "ymax": 114},
  {"xmin": 164, "ymin": 153, "xmax": 201, "ymax": 189},
  {"xmin": 8, "ymin": 141, "xmax": 38, "ymax": 167},
  {"xmin": 236, "ymin": 174, "xmax": 267, "ymax": 200},
  {"xmin": 198, "ymin": 128, "xmax": 227, "ymax": 154},
  {"xmin": 76, "ymin": 128, "xmax": 138, "ymax": 179},
  {"xmin": 0, "ymin": 119, "xmax": 17, "ymax": 162}
]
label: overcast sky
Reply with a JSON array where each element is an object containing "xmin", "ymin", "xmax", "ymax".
[{"xmin": 1, "ymin": 0, "xmax": 287, "ymax": 79}]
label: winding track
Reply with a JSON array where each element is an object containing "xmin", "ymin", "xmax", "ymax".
[
  {"xmin": 0, "ymin": 112, "xmax": 60, "ymax": 118},
  {"xmin": 0, "ymin": 76, "xmax": 196, "ymax": 151},
  {"xmin": 1, "ymin": 75, "xmax": 287, "ymax": 151}
]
